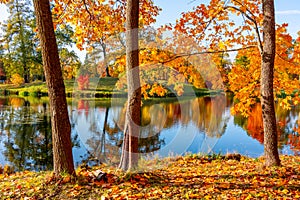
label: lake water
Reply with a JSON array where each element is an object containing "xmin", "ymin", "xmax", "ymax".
[{"xmin": 0, "ymin": 95, "xmax": 299, "ymax": 171}]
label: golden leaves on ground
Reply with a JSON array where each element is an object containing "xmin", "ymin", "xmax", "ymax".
[{"xmin": 1, "ymin": 155, "xmax": 300, "ymax": 199}]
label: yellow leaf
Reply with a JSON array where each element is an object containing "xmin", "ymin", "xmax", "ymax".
[{"xmin": 281, "ymin": 189, "xmax": 289, "ymax": 194}]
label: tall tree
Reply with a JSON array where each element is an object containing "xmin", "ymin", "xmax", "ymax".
[
  {"xmin": 119, "ymin": 0, "xmax": 141, "ymax": 171},
  {"xmin": 174, "ymin": 0, "xmax": 297, "ymax": 166},
  {"xmin": 261, "ymin": 0, "xmax": 280, "ymax": 166},
  {"xmin": 0, "ymin": 0, "xmax": 41, "ymax": 83},
  {"xmin": 33, "ymin": 0, "xmax": 75, "ymax": 175},
  {"xmin": 52, "ymin": 0, "xmax": 160, "ymax": 78}
]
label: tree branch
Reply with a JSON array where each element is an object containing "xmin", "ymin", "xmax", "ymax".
[
  {"xmin": 223, "ymin": 0, "xmax": 263, "ymax": 54},
  {"xmin": 224, "ymin": 5, "xmax": 263, "ymax": 54},
  {"xmin": 82, "ymin": 0, "xmax": 94, "ymax": 22},
  {"xmin": 159, "ymin": 45, "xmax": 256, "ymax": 64}
]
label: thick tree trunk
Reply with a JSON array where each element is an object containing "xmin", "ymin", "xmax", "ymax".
[
  {"xmin": 33, "ymin": 0, "xmax": 75, "ymax": 175},
  {"xmin": 261, "ymin": 0, "xmax": 280, "ymax": 166},
  {"xmin": 119, "ymin": 0, "xmax": 141, "ymax": 171}
]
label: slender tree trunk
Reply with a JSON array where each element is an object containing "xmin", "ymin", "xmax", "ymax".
[
  {"xmin": 261, "ymin": 0, "xmax": 280, "ymax": 166},
  {"xmin": 101, "ymin": 42, "xmax": 111, "ymax": 77},
  {"xmin": 33, "ymin": 0, "xmax": 75, "ymax": 175},
  {"xmin": 119, "ymin": 0, "xmax": 141, "ymax": 171}
]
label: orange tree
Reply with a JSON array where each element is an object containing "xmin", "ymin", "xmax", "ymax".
[
  {"xmin": 175, "ymin": 0, "xmax": 299, "ymax": 112},
  {"xmin": 114, "ymin": 47, "xmax": 206, "ymax": 98},
  {"xmin": 230, "ymin": 24, "xmax": 300, "ymax": 117},
  {"xmin": 175, "ymin": 0, "xmax": 300, "ymax": 166},
  {"xmin": 52, "ymin": 0, "xmax": 160, "ymax": 77}
]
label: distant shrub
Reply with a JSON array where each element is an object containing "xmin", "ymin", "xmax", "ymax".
[
  {"xmin": 77, "ymin": 74, "xmax": 89, "ymax": 90},
  {"xmin": 10, "ymin": 74, "xmax": 24, "ymax": 86},
  {"xmin": 19, "ymin": 91, "xmax": 29, "ymax": 96},
  {"xmin": 0, "ymin": 164, "xmax": 14, "ymax": 175}
]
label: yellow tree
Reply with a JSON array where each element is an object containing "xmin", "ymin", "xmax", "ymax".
[
  {"xmin": 52, "ymin": 0, "xmax": 160, "ymax": 77},
  {"xmin": 114, "ymin": 47, "xmax": 206, "ymax": 98},
  {"xmin": 175, "ymin": 0, "xmax": 300, "ymax": 166}
]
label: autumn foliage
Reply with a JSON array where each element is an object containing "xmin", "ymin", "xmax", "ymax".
[
  {"xmin": 10, "ymin": 73, "xmax": 24, "ymax": 86},
  {"xmin": 52, "ymin": 0, "xmax": 161, "ymax": 51},
  {"xmin": 173, "ymin": 0, "xmax": 300, "ymax": 116},
  {"xmin": 114, "ymin": 47, "xmax": 206, "ymax": 98},
  {"xmin": 1, "ymin": 155, "xmax": 300, "ymax": 199},
  {"xmin": 229, "ymin": 25, "xmax": 300, "ymax": 116},
  {"xmin": 77, "ymin": 74, "xmax": 89, "ymax": 90}
]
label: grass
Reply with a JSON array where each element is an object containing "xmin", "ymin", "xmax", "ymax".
[
  {"xmin": 0, "ymin": 78, "xmax": 222, "ymax": 99},
  {"xmin": 1, "ymin": 154, "xmax": 300, "ymax": 199},
  {"xmin": 0, "ymin": 78, "xmax": 121, "ymax": 98}
]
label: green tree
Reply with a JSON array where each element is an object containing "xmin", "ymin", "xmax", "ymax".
[
  {"xmin": 1, "ymin": 0, "xmax": 41, "ymax": 83},
  {"xmin": 59, "ymin": 48, "xmax": 81, "ymax": 80},
  {"xmin": 55, "ymin": 24, "xmax": 81, "ymax": 80}
]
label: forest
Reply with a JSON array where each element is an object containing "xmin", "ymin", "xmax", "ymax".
[{"xmin": 0, "ymin": 0, "xmax": 300, "ymax": 199}]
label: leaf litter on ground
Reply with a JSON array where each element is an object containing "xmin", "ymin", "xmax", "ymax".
[{"xmin": 0, "ymin": 154, "xmax": 300, "ymax": 199}]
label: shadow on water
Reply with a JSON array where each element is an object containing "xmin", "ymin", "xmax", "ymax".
[{"xmin": 0, "ymin": 95, "xmax": 299, "ymax": 171}]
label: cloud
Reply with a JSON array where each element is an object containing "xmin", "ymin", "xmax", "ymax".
[{"xmin": 276, "ymin": 10, "xmax": 300, "ymax": 15}]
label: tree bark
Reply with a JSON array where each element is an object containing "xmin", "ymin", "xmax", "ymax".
[
  {"xmin": 101, "ymin": 42, "xmax": 111, "ymax": 77},
  {"xmin": 33, "ymin": 0, "xmax": 75, "ymax": 175},
  {"xmin": 261, "ymin": 0, "xmax": 280, "ymax": 166},
  {"xmin": 119, "ymin": 0, "xmax": 141, "ymax": 171}
]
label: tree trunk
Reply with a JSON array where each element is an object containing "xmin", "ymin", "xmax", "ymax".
[
  {"xmin": 33, "ymin": 0, "xmax": 75, "ymax": 175},
  {"xmin": 119, "ymin": 0, "xmax": 141, "ymax": 171},
  {"xmin": 101, "ymin": 42, "xmax": 111, "ymax": 77},
  {"xmin": 261, "ymin": 0, "xmax": 280, "ymax": 166}
]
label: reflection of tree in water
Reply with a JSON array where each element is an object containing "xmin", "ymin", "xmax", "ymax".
[
  {"xmin": 87, "ymin": 96, "xmax": 230, "ymax": 160},
  {"xmin": 190, "ymin": 95, "xmax": 230, "ymax": 138},
  {"xmin": 0, "ymin": 97, "xmax": 80, "ymax": 171},
  {"xmin": 1, "ymin": 98, "xmax": 52, "ymax": 171},
  {"xmin": 234, "ymin": 103, "xmax": 300, "ymax": 154},
  {"xmin": 141, "ymin": 95, "xmax": 230, "ymax": 139},
  {"xmin": 85, "ymin": 107, "xmax": 122, "ymax": 166},
  {"xmin": 85, "ymin": 105, "xmax": 166, "ymax": 166},
  {"xmin": 277, "ymin": 105, "xmax": 300, "ymax": 154}
]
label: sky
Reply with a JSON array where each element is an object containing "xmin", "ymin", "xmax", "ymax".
[
  {"xmin": 154, "ymin": 0, "xmax": 300, "ymax": 37},
  {"xmin": 0, "ymin": 0, "xmax": 300, "ymax": 60}
]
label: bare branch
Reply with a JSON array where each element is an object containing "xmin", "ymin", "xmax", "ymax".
[
  {"xmin": 224, "ymin": 5, "xmax": 263, "ymax": 55},
  {"xmin": 82, "ymin": 0, "xmax": 94, "ymax": 22},
  {"xmin": 160, "ymin": 45, "xmax": 256, "ymax": 64}
]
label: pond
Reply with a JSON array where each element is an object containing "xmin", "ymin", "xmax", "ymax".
[{"xmin": 0, "ymin": 95, "xmax": 299, "ymax": 171}]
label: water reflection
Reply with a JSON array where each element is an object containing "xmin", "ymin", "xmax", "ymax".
[
  {"xmin": 0, "ymin": 97, "xmax": 52, "ymax": 171},
  {"xmin": 0, "ymin": 95, "xmax": 299, "ymax": 171},
  {"xmin": 233, "ymin": 103, "xmax": 300, "ymax": 153}
]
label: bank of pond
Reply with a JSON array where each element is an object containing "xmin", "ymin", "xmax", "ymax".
[
  {"xmin": 0, "ymin": 79, "xmax": 222, "ymax": 99},
  {"xmin": 0, "ymin": 94, "xmax": 299, "ymax": 172}
]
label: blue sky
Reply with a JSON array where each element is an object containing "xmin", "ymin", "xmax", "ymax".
[
  {"xmin": 1, "ymin": 0, "xmax": 299, "ymax": 36},
  {"xmin": 154, "ymin": 0, "xmax": 300, "ymax": 37}
]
